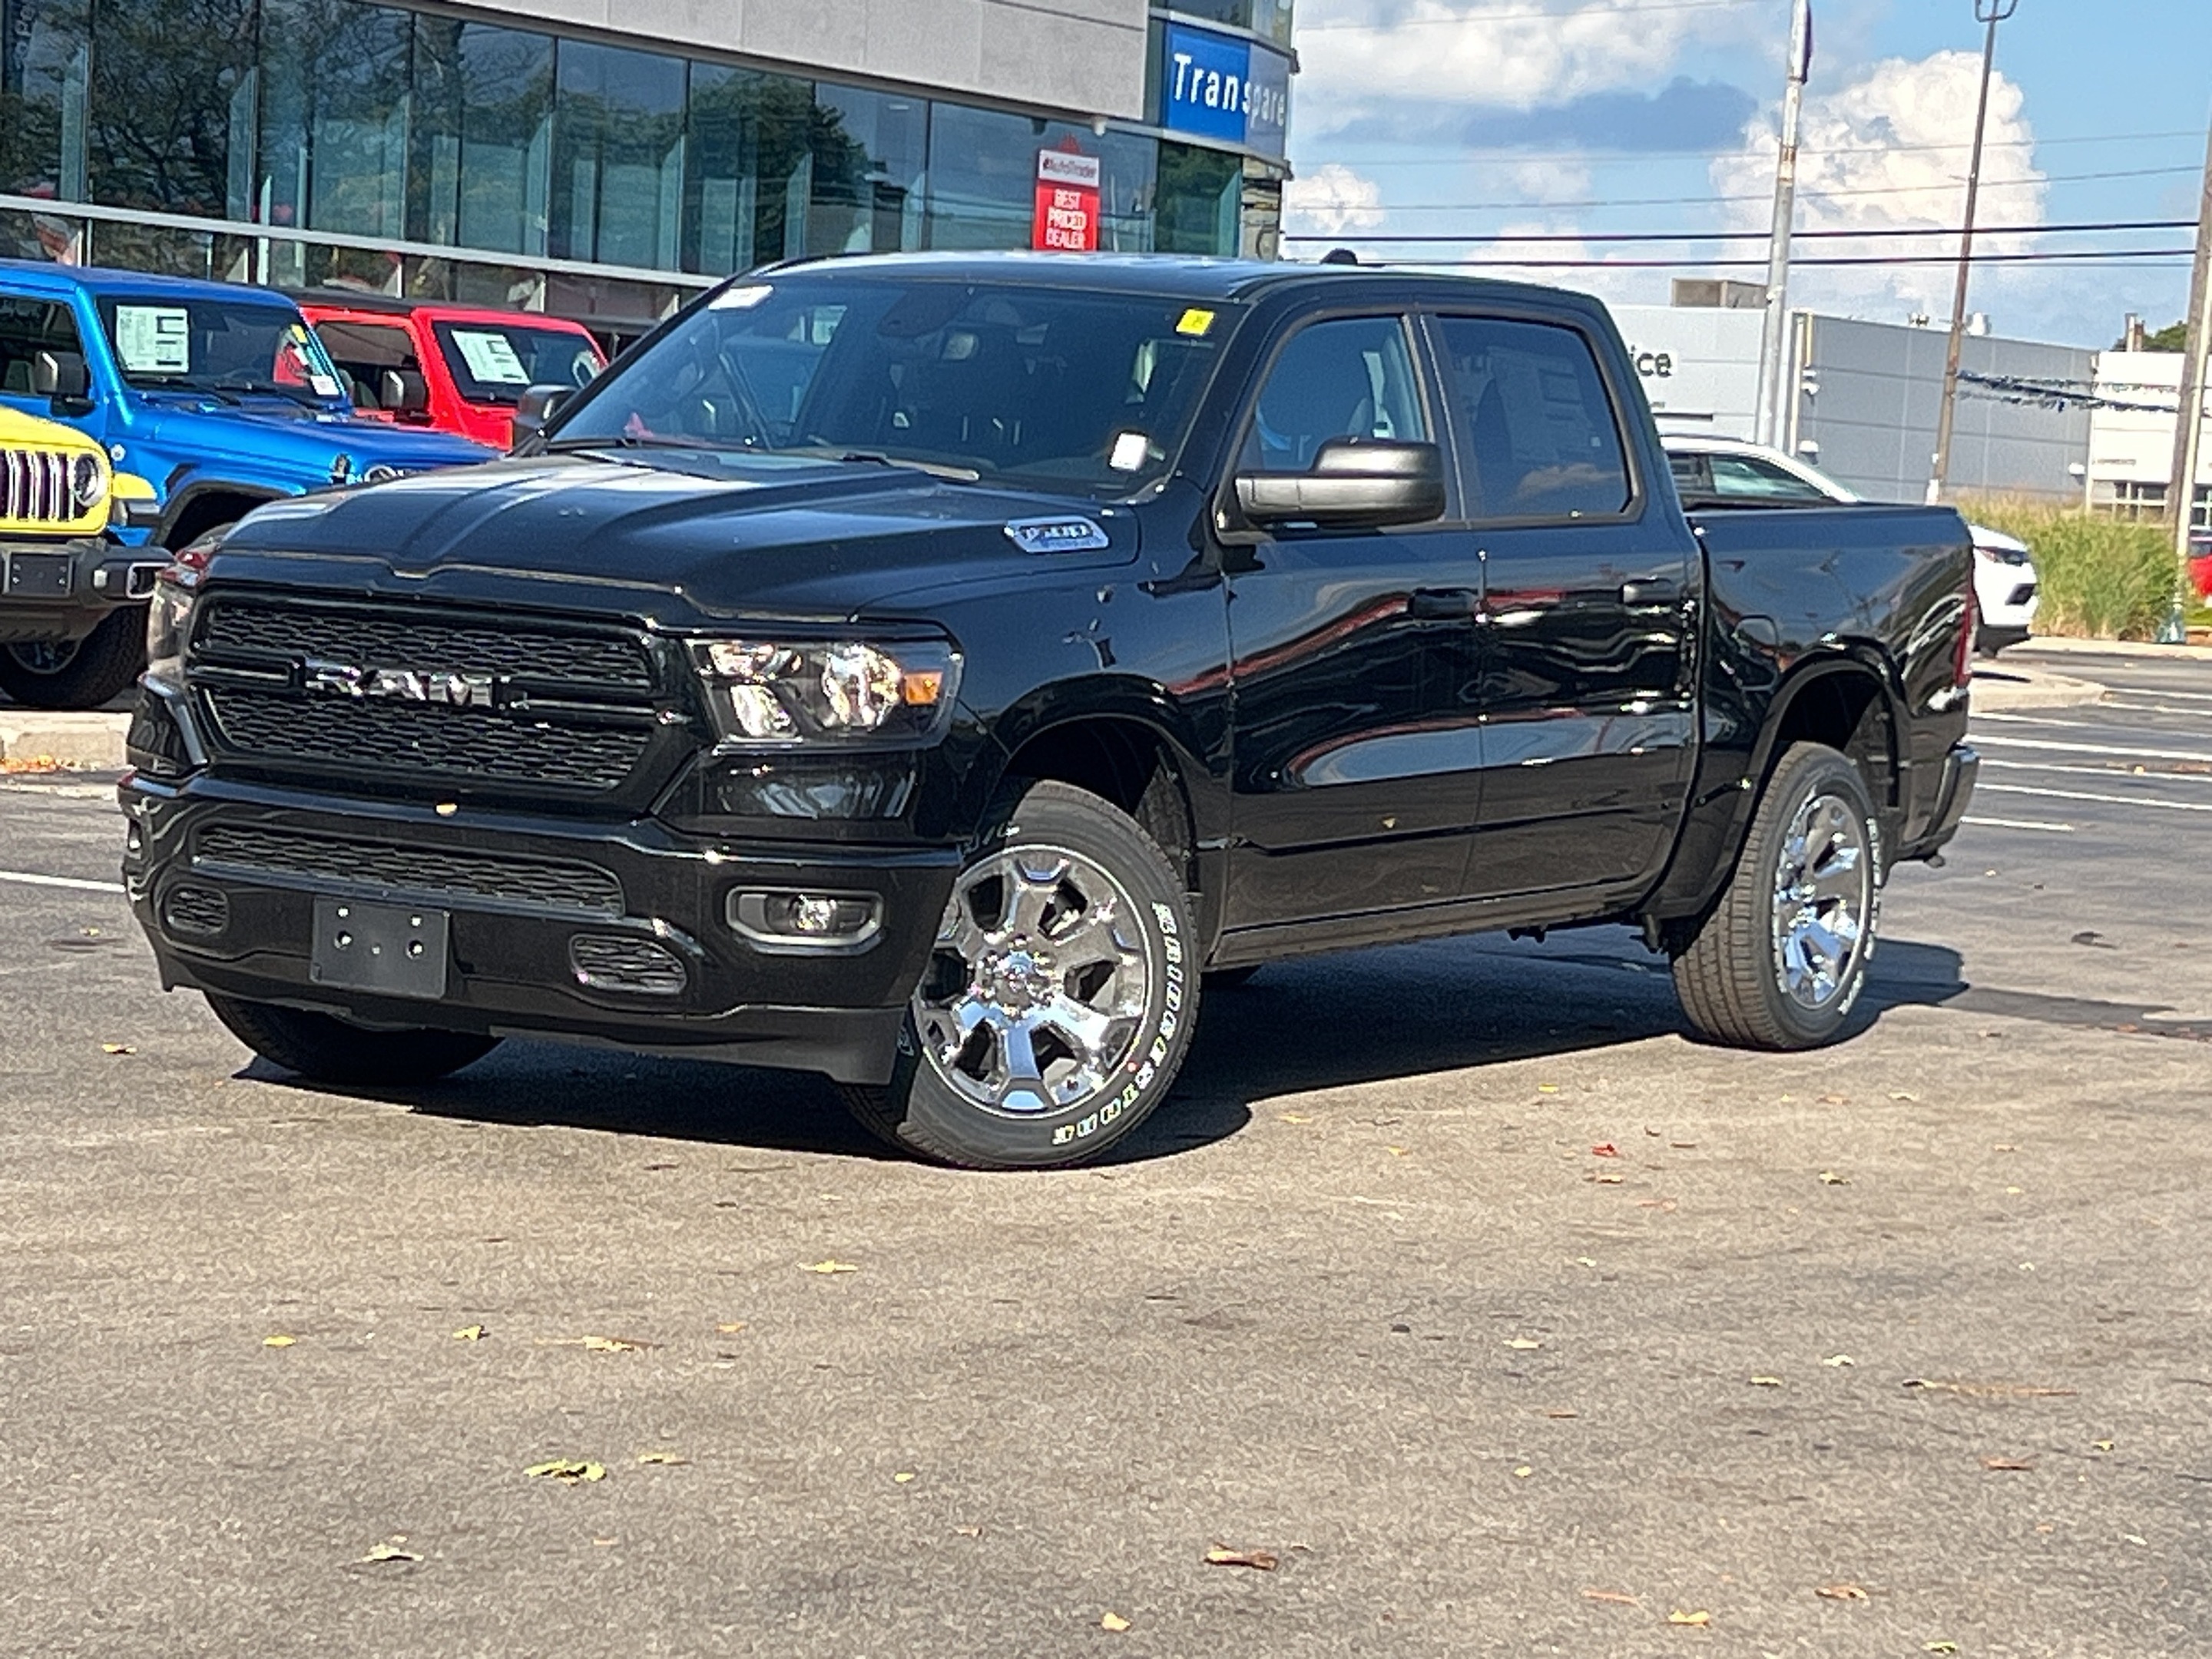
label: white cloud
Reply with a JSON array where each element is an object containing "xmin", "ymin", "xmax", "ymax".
[
  {"xmin": 1711, "ymin": 51, "xmax": 2048, "ymax": 323},
  {"xmin": 1283, "ymin": 162, "xmax": 1387, "ymax": 234},
  {"xmin": 1498, "ymin": 157, "xmax": 1595, "ymax": 204},
  {"xmin": 1294, "ymin": 0, "xmax": 1743, "ymax": 130}
]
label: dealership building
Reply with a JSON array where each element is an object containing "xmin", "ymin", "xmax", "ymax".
[{"xmin": 0, "ymin": 0, "xmax": 1295, "ymax": 333}]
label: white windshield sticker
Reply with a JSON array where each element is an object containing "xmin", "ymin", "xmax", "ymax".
[
  {"xmin": 711, "ymin": 284, "xmax": 773, "ymax": 310},
  {"xmin": 309, "ymin": 373, "xmax": 341, "ymax": 399},
  {"xmin": 114, "ymin": 305, "xmax": 191, "ymax": 374},
  {"xmin": 450, "ymin": 329, "xmax": 531, "ymax": 386},
  {"xmin": 1108, "ymin": 431, "xmax": 1151, "ymax": 472}
]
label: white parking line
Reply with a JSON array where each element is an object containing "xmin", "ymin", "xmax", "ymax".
[
  {"xmin": 1983, "ymin": 758, "xmax": 2212, "ymax": 785},
  {"xmin": 0, "ymin": 869, "xmax": 124, "ymax": 895},
  {"xmin": 1962, "ymin": 815, "xmax": 2076, "ymax": 833},
  {"xmin": 1973, "ymin": 734, "xmax": 2212, "ymax": 767},
  {"xmin": 1979, "ymin": 782, "xmax": 2212, "ymax": 814}
]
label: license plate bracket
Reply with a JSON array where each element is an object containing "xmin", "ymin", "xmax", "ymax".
[{"xmin": 310, "ymin": 898, "xmax": 450, "ymax": 1000}]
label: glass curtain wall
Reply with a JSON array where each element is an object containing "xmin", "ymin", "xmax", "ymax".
[{"xmin": 0, "ymin": 0, "xmax": 1247, "ymax": 291}]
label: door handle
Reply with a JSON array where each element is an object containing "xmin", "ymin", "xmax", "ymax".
[
  {"xmin": 1407, "ymin": 587, "xmax": 1479, "ymax": 621},
  {"xmin": 1621, "ymin": 576, "xmax": 1682, "ymax": 606}
]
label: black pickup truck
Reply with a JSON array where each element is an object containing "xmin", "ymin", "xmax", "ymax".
[{"xmin": 121, "ymin": 255, "xmax": 1979, "ymax": 1169}]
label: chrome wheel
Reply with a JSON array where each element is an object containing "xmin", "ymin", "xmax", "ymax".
[
  {"xmin": 1771, "ymin": 790, "xmax": 1873, "ymax": 1011},
  {"xmin": 914, "ymin": 844, "xmax": 1151, "ymax": 1117}
]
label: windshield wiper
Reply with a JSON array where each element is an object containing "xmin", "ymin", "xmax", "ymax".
[
  {"xmin": 777, "ymin": 445, "xmax": 982, "ymax": 482},
  {"xmin": 541, "ymin": 432, "xmax": 762, "ymax": 455}
]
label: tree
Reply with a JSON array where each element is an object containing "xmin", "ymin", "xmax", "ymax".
[{"xmin": 2114, "ymin": 320, "xmax": 2192, "ymax": 351}]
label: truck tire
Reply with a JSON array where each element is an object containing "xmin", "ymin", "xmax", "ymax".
[
  {"xmin": 840, "ymin": 780, "xmax": 1200, "ymax": 1169},
  {"xmin": 1671, "ymin": 741, "xmax": 1881, "ymax": 1051},
  {"xmin": 204, "ymin": 993, "xmax": 500, "ymax": 1086},
  {"xmin": 0, "ymin": 607, "xmax": 148, "ymax": 710}
]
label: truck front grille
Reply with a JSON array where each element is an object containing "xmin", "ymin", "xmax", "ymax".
[
  {"xmin": 2, "ymin": 449, "xmax": 77, "ymax": 525},
  {"xmin": 194, "ymin": 824, "xmax": 626, "ymax": 915},
  {"xmin": 188, "ymin": 596, "xmax": 665, "ymax": 798}
]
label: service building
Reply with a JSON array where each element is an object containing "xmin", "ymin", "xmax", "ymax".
[{"xmin": 0, "ymin": 0, "xmax": 1296, "ymax": 333}]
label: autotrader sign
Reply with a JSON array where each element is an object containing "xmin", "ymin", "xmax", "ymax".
[
  {"xmin": 1162, "ymin": 22, "xmax": 1290, "ymax": 160},
  {"xmin": 1032, "ymin": 149, "xmax": 1101, "ymax": 252}
]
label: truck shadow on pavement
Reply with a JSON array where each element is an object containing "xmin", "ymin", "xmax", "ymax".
[{"xmin": 267, "ymin": 926, "xmax": 2154, "ymax": 1165}]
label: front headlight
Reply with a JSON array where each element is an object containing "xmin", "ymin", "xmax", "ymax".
[
  {"xmin": 69, "ymin": 452, "xmax": 104, "ymax": 514},
  {"xmin": 692, "ymin": 637, "xmax": 961, "ymax": 746},
  {"xmin": 144, "ymin": 570, "xmax": 197, "ymax": 686}
]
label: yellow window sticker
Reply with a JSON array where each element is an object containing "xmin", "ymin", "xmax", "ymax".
[{"xmin": 1175, "ymin": 308, "xmax": 1215, "ymax": 337}]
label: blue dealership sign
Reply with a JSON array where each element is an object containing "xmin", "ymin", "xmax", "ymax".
[{"xmin": 1161, "ymin": 22, "xmax": 1290, "ymax": 160}]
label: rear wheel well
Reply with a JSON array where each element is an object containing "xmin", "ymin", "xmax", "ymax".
[
  {"xmin": 1768, "ymin": 669, "xmax": 1897, "ymax": 812},
  {"xmin": 163, "ymin": 491, "xmax": 271, "ymax": 551},
  {"xmin": 998, "ymin": 719, "xmax": 1196, "ymax": 890}
]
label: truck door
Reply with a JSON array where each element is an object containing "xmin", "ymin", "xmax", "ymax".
[
  {"xmin": 1221, "ymin": 312, "xmax": 1487, "ymax": 929},
  {"xmin": 1429, "ymin": 312, "xmax": 1696, "ymax": 902}
]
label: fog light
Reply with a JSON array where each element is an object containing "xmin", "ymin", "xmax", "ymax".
[
  {"xmin": 728, "ymin": 889, "xmax": 882, "ymax": 953},
  {"xmin": 162, "ymin": 883, "xmax": 230, "ymax": 938}
]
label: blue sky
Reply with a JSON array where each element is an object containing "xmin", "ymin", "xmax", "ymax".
[{"xmin": 1283, "ymin": 0, "xmax": 2212, "ymax": 346}]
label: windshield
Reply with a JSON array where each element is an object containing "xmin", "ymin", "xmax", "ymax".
[
  {"xmin": 97, "ymin": 296, "xmax": 347, "ymax": 406},
  {"xmin": 432, "ymin": 321, "xmax": 604, "ymax": 406},
  {"xmin": 548, "ymin": 275, "xmax": 1240, "ymax": 495}
]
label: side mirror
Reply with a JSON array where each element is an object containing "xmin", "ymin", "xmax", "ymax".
[
  {"xmin": 378, "ymin": 367, "xmax": 431, "ymax": 420},
  {"xmin": 511, "ymin": 382, "xmax": 575, "ymax": 446},
  {"xmin": 1234, "ymin": 438, "xmax": 1446, "ymax": 531},
  {"xmin": 32, "ymin": 349, "xmax": 90, "ymax": 402}
]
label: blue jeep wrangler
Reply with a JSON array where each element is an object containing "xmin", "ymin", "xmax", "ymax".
[{"xmin": 0, "ymin": 261, "xmax": 492, "ymax": 707}]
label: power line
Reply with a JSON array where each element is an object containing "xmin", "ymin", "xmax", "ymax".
[
  {"xmin": 1284, "ymin": 217, "xmax": 2198, "ymax": 245},
  {"xmin": 1326, "ymin": 131, "xmax": 2206, "ymax": 164},
  {"xmin": 1286, "ymin": 164, "xmax": 2206, "ymax": 216}
]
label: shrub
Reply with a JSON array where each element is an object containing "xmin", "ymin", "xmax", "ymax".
[{"xmin": 1956, "ymin": 498, "xmax": 2181, "ymax": 641}]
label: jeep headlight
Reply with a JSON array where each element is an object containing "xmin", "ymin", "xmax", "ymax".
[
  {"xmin": 69, "ymin": 452, "xmax": 104, "ymax": 513},
  {"xmin": 692, "ymin": 637, "xmax": 961, "ymax": 746}
]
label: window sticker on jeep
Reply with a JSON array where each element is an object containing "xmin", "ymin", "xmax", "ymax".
[
  {"xmin": 450, "ymin": 329, "xmax": 531, "ymax": 386},
  {"xmin": 114, "ymin": 306, "xmax": 191, "ymax": 373}
]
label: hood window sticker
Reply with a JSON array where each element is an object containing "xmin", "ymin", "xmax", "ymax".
[{"xmin": 450, "ymin": 329, "xmax": 532, "ymax": 386}]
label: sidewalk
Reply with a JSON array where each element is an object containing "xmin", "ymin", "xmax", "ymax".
[
  {"xmin": 0, "ymin": 710, "xmax": 128, "ymax": 773},
  {"xmin": 1969, "ymin": 659, "xmax": 2107, "ymax": 712},
  {"xmin": 2008, "ymin": 635, "xmax": 2212, "ymax": 662}
]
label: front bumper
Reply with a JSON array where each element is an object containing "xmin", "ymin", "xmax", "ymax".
[
  {"xmin": 1, "ymin": 535, "xmax": 168, "ymax": 644},
  {"xmin": 119, "ymin": 771, "xmax": 961, "ymax": 1086},
  {"xmin": 1900, "ymin": 741, "xmax": 1979, "ymax": 863}
]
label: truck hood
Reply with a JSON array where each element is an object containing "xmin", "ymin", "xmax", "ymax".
[
  {"xmin": 134, "ymin": 394, "xmax": 494, "ymax": 480},
  {"xmin": 211, "ymin": 451, "xmax": 1141, "ymax": 624}
]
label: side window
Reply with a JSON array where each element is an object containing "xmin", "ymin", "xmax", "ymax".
[
  {"xmin": 1434, "ymin": 315, "xmax": 1632, "ymax": 521},
  {"xmin": 1240, "ymin": 315, "xmax": 1426, "ymax": 473},
  {"xmin": 315, "ymin": 321, "xmax": 419, "ymax": 410},
  {"xmin": 1667, "ymin": 449, "xmax": 1712, "ymax": 496},
  {"xmin": 1708, "ymin": 454, "xmax": 1830, "ymax": 502},
  {"xmin": 0, "ymin": 296, "xmax": 86, "ymax": 399}
]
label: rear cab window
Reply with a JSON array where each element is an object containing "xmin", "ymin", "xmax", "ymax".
[{"xmin": 1430, "ymin": 314, "xmax": 1634, "ymax": 522}]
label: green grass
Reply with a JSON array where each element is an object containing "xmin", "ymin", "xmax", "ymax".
[{"xmin": 1956, "ymin": 498, "xmax": 2184, "ymax": 642}]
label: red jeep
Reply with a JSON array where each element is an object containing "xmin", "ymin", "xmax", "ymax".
[{"xmin": 298, "ymin": 292, "xmax": 607, "ymax": 451}]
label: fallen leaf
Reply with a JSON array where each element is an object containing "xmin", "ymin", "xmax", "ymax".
[
  {"xmin": 1667, "ymin": 1610, "xmax": 1712, "ymax": 1626},
  {"xmin": 1670, "ymin": 1141, "xmax": 1697, "ymax": 1149},
  {"xmin": 1100, "ymin": 1612, "xmax": 1131, "ymax": 1632},
  {"xmin": 1981, "ymin": 1457, "xmax": 2035, "ymax": 1472},
  {"xmin": 2005, "ymin": 1185, "xmax": 2023, "ymax": 1195},
  {"xmin": 1575, "ymin": 1257, "xmax": 1597, "ymax": 1267},
  {"xmin": 525, "ymin": 1459, "xmax": 607, "ymax": 1484},
  {"xmin": 1750, "ymin": 1376, "xmax": 1784, "ymax": 1388},
  {"xmin": 1204, "ymin": 1545, "xmax": 1280, "ymax": 1571},
  {"xmin": 1587, "ymin": 1173, "xmax": 1625, "ymax": 1185},
  {"xmin": 716, "ymin": 1321, "xmax": 748, "ymax": 1334},
  {"xmin": 1584, "ymin": 1589, "xmax": 1640, "ymax": 1607},
  {"xmin": 1820, "ymin": 1093, "xmax": 1849, "ymax": 1104},
  {"xmin": 1819, "ymin": 1171, "xmax": 1849, "ymax": 1185},
  {"xmin": 1823, "ymin": 1354, "xmax": 1856, "ymax": 1367},
  {"xmin": 1890, "ymin": 1091, "xmax": 1919, "ymax": 1102},
  {"xmin": 0, "ymin": 753, "xmax": 65, "ymax": 774},
  {"xmin": 1591, "ymin": 1142, "xmax": 1621, "ymax": 1157},
  {"xmin": 541, "ymin": 1335, "xmax": 654, "ymax": 1353},
  {"xmin": 893, "ymin": 1472, "xmax": 916, "ymax": 1484},
  {"xmin": 2124, "ymin": 1533, "xmax": 2148, "ymax": 1546},
  {"xmin": 1637, "ymin": 1198, "xmax": 1679, "ymax": 1211},
  {"xmin": 263, "ymin": 1334, "xmax": 295, "ymax": 1348},
  {"xmin": 1816, "ymin": 1582, "xmax": 1869, "ymax": 1601},
  {"xmin": 803, "ymin": 1260, "xmax": 861, "ymax": 1274},
  {"xmin": 360, "ymin": 1541, "xmax": 421, "ymax": 1564},
  {"xmin": 1925, "ymin": 1644, "xmax": 1959, "ymax": 1654},
  {"xmin": 1512, "ymin": 1465, "xmax": 1534, "ymax": 1479},
  {"xmin": 2093, "ymin": 1439, "xmax": 2114, "ymax": 1452},
  {"xmin": 636, "ymin": 1451, "xmax": 687, "ymax": 1466},
  {"xmin": 1537, "ymin": 1084, "xmax": 1559, "ymax": 1094},
  {"xmin": 1545, "ymin": 1409, "xmax": 1578, "ymax": 1419},
  {"xmin": 1505, "ymin": 1337, "xmax": 1543, "ymax": 1350},
  {"xmin": 452, "ymin": 1324, "xmax": 485, "ymax": 1342},
  {"xmin": 592, "ymin": 1536, "xmax": 617, "ymax": 1547},
  {"xmin": 954, "ymin": 1525, "xmax": 984, "ymax": 1538},
  {"xmin": 101, "ymin": 1043, "xmax": 136, "ymax": 1056},
  {"xmin": 1278, "ymin": 1112, "xmax": 1312, "ymax": 1124},
  {"xmin": 1385, "ymin": 1145, "xmax": 1409, "ymax": 1157}
]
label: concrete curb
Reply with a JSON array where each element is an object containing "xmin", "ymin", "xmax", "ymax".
[
  {"xmin": 1970, "ymin": 665, "xmax": 2108, "ymax": 712},
  {"xmin": 2009, "ymin": 637, "xmax": 2210, "ymax": 661},
  {"xmin": 0, "ymin": 711, "xmax": 128, "ymax": 772}
]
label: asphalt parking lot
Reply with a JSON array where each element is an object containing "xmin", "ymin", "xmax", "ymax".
[{"xmin": 3, "ymin": 647, "xmax": 2210, "ymax": 1657}]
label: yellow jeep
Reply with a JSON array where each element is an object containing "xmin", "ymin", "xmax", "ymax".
[{"xmin": 0, "ymin": 406, "xmax": 161, "ymax": 710}]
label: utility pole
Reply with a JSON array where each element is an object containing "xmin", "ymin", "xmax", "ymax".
[
  {"xmin": 1927, "ymin": 0, "xmax": 2018, "ymax": 505},
  {"xmin": 2157, "ymin": 114, "xmax": 2212, "ymax": 642},
  {"xmin": 1754, "ymin": 0, "xmax": 1814, "ymax": 449}
]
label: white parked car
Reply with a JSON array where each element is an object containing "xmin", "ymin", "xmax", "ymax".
[{"xmin": 1661, "ymin": 435, "xmax": 2038, "ymax": 655}]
